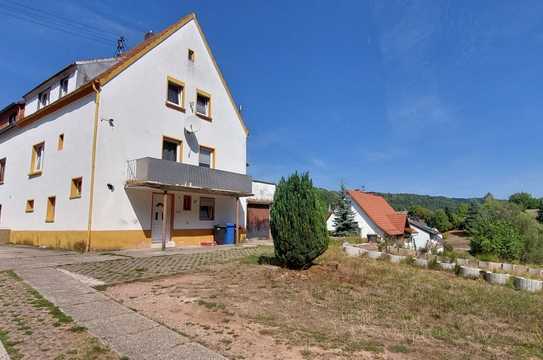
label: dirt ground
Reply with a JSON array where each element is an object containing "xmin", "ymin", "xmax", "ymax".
[
  {"xmin": 106, "ymin": 245, "xmax": 543, "ymax": 360},
  {"xmin": 445, "ymin": 230, "xmax": 471, "ymax": 252}
]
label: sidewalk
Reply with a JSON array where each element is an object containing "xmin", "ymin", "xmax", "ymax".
[{"xmin": 16, "ymin": 267, "xmax": 225, "ymax": 360}]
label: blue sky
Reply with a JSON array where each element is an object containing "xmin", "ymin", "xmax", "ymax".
[{"xmin": 1, "ymin": 0, "xmax": 542, "ymax": 198}]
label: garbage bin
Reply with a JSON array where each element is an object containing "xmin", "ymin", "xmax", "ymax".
[
  {"xmin": 214, "ymin": 225, "xmax": 226, "ymax": 245},
  {"xmin": 224, "ymin": 223, "xmax": 236, "ymax": 245}
]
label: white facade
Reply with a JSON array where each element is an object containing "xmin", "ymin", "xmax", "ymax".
[
  {"xmin": 326, "ymin": 195, "xmax": 384, "ymax": 239},
  {"xmin": 409, "ymin": 224, "xmax": 432, "ymax": 250},
  {"xmin": 246, "ymin": 181, "xmax": 275, "ymax": 204},
  {"xmin": 0, "ymin": 15, "xmax": 251, "ymax": 250}
]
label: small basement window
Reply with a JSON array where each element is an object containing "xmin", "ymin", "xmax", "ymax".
[
  {"xmin": 166, "ymin": 77, "xmax": 185, "ymax": 109},
  {"xmin": 199, "ymin": 197, "xmax": 215, "ymax": 221},
  {"xmin": 0, "ymin": 158, "xmax": 5, "ymax": 184},
  {"xmin": 188, "ymin": 49, "xmax": 195, "ymax": 62},
  {"xmin": 70, "ymin": 177, "xmax": 82, "ymax": 199},
  {"xmin": 46, "ymin": 196, "xmax": 56, "ymax": 223},
  {"xmin": 58, "ymin": 134, "xmax": 64, "ymax": 150},
  {"xmin": 196, "ymin": 91, "xmax": 211, "ymax": 118},
  {"xmin": 26, "ymin": 199, "xmax": 34, "ymax": 213}
]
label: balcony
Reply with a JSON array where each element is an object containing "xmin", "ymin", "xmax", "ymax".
[{"xmin": 126, "ymin": 157, "xmax": 253, "ymax": 197}]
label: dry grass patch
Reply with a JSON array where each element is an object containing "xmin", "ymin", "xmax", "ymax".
[{"xmin": 106, "ymin": 243, "xmax": 543, "ymax": 359}]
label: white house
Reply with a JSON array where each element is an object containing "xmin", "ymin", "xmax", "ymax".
[
  {"xmin": 327, "ymin": 190, "xmax": 411, "ymax": 241},
  {"xmin": 407, "ymin": 218, "xmax": 443, "ymax": 251},
  {"xmin": 0, "ymin": 13, "xmax": 254, "ymax": 250}
]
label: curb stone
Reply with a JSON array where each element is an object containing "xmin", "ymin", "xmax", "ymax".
[{"xmin": 0, "ymin": 339, "xmax": 9, "ymax": 360}]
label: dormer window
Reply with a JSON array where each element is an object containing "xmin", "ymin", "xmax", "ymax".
[
  {"xmin": 38, "ymin": 89, "xmax": 50, "ymax": 109},
  {"xmin": 59, "ymin": 77, "xmax": 69, "ymax": 98},
  {"xmin": 196, "ymin": 90, "xmax": 211, "ymax": 119},
  {"xmin": 8, "ymin": 113, "xmax": 16, "ymax": 125}
]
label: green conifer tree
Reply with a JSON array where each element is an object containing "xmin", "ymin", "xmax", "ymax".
[
  {"xmin": 332, "ymin": 185, "xmax": 360, "ymax": 236},
  {"xmin": 270, "ymin": 172, "xmax": 329, "ymax": 269}
]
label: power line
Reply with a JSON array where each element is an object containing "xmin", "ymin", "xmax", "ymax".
[
  {"xmin": 0, "ymin": 8, "xmax": 113, "ymax": 47},
  {"xmin": 0, "ymin": 0, "xmax": 120, "ymax": 41}
]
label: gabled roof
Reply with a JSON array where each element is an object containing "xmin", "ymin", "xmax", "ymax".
[
  {"xmin": 347, "ymin": 190, "xmax": 409, "ymax": 236},
  {"xmin": 13, "ymin": 13, "xmax": 249, "ymax": 135}
]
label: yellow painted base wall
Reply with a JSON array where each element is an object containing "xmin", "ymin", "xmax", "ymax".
[
  {"xmin": 0, "ymin": 229, "xmax": 11, "ymax": 244},
  {"xmin": 7, "ymin": 229, "xmax": 222, "ymax": 251}
]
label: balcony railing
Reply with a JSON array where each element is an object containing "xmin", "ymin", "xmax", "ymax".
[{"xmin": 126, "ymin": 157, "xmax": 253, "ymax": 196}]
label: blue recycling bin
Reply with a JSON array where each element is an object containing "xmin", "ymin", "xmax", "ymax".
[{"xmin": 224, "ymin": 223, "xmax": 236, "ymax": 245}]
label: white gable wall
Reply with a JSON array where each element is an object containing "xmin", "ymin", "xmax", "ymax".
[
  {"xmin": 92, "ymin": 19, "xmax": 247, "ymax": 231},
  {"xmin": 409, "ymin": 224, "xmax": 432, "ymax": 250},
  {"xmin": 327, "ymin": 196, "xmax": 384, "ymax": 239}
]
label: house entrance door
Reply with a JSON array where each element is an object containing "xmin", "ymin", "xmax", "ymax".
[{"xmin": 151, "ymin": 193, "xmax": 173, "ymax": 244}]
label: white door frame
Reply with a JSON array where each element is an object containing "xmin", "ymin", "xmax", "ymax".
[{"xmin": 151, "ymin": 193, "xmax": 173, "ymax": 246}]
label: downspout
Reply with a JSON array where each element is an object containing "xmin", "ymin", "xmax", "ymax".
[{"xmin": 87, "ymin": 80, "xmax": 101, "ymax": 252}]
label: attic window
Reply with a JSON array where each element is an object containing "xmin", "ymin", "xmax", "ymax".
[
  {"xmin": 196, "ymin": 90, "xmax": 211, "ymax": 119},
  {"xmin": 59, "ymin": 77, "xmax": 69, "ymax": 97},
  {"xmin": 188, "ymin": 49, "xmax": 195, "ymax": 62},
  {"xmin": 38, "ymin": 89, "xmax": 50, "ymax": 109}
]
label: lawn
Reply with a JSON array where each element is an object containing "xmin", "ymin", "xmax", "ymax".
[{"xmin": 106, "ymin": 242, "xmax": 543, "ymax": 359}]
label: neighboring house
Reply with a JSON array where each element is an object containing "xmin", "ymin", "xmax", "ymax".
[
  {"xmin": 0, "ymin": 101, "xmax": 25, "ymax": 133},
  {"xmin": 243, "ymin": 180, "xmax": 275, "ymax": 240},
  {"xmin": 0, "ymin": 13, "xmax": 253, "ymax": 250},
  {"xmin": 408, "ymin": 218, "xmax": 443, "ymax": 251},
  {"xmin": 327, "ymin": 190, "xmax": 412, "ymax": 241}
]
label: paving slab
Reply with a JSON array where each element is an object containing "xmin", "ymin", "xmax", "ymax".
[
  {"xmin": 62, "ymin": 299, "xmax": 132, "ymax": 322},
  {"xmin": 157, "ymin": 343, "xmax": 227, "ymax": 360},
  {"xmin": 109, "ymin": 325, "xmax": 189, "ymax": 360},
  {"xmin": 85, "ymin": 313, "xmax": 159, "ymax": 340}
]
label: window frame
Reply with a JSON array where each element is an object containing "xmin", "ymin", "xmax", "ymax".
[
  {"xmin": 183, "ymin": 195, "xmax": 192, "ymax": 211},
  {"xmin": 198, "ymin": 145, "xmax": 215, "ymax": 169},
  {"xmin": 45, "ymin": 196, "xmax": 56, "ymax": 223},
  {"xmin": 70, "ymin": 177, "xmax": 83, "ymax": 199},
  {"xmin": 29, "ymin": 142, "xmax": 45, "ymax": 177},
  {"xmin": 0, "ymin": 158, "xmax": 5, "ymax": 184},
  {"xmin": 59, "ymin": 77, "xmax": 69, "ymax": 98},
  {"xmin": 25, "ymin": 199, "xmax": 34, "ymax": 213},
  {"xmin": 165, "ymin": 76, "xmax": 185, "ymax": 112},
  {"xmin": 161, "ymin": 136, "xmax": 183, "ymax": 162},
  {"xmin": 195, "ymin": 89, "xmax": 212, "ymax": 121},
  {"xmin": 58, "ymin": 134, "xmax": 64, "ymax": 151},
  {"xmin": 38, "ymin": 88, "xmax": 51, "ymax": 110},
  {"xmin": 199, "ymin": 197, "xmax": 215, "ymax": 221}
]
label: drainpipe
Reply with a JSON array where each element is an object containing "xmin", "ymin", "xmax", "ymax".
[{"xmin": 87, "ymin": 81, "xmax": 101, "ymax": 252}]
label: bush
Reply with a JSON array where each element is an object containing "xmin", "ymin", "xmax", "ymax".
[{"xmin": 270, "ymin": 172, "xmax": 329, "ymax": 269}]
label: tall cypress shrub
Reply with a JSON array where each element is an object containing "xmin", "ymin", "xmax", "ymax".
[{"xmin": 270, "ymin": 172, "xmax": 329, "ymax": 269}]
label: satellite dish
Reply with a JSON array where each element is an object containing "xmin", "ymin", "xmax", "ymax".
[{"xmin": 184, "ymin": 115, "xmax": 201, "ymax": 133}]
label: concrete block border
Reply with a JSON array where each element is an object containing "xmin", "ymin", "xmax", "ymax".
[
  {"xmin": 0, "ymin": 339, "xmax": 10, "ymax": 360},
  {"xmin": 342, "ymin": 243, "xmax": 542, "ymax": 293}
]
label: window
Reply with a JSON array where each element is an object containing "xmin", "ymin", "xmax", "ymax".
[
  {"xmin": 30, "ymin": 142, "xmax": 45, "ymax": 175},
  {"xmin": 58, "ymin": 134, "xmax": 64, "ymax": 150},
  {"xmin": 199, "ymin": 197, "xmax": 215, "ymax": 221},
  {"xmin": 188, "ymin": 49, "xmax": 195, "ymax": 62},
  {"xmin": 59, "ymin": 77, "xmax": 69, "ymax": 97},
  {"xmin": 45, "ymin": 196, "xmax": 55, "ymax": 223},
  {"xmin": 166, "ymin": 77, "xmax": 185, "ymax": 110},
  {"xmin": 162, "ymin": 137, "xmax": 182, "ymax": 162},
  {"xmin": 38, "ymin": 89, "xmax": 50, "ymax": 109},
  {"xmin": 26, "ymin": 199, "xmax": 34, "ymax": 213},
  {"xmin": 8, "ymin": 113, "xmax": 16, "ymax": 125},
  {"xmin": 199, "ymin": 146, "xmax": 214, "ymax": 168},
  {"xmin": 196, "ymin": 90, "xmax": 211, "ymax": 118},
  {"xmin": 70, "ymin": 177, "xmax": 82, "ymax": 199},
  {"xmin": 183, "ymin": 195, "xmax": 192, "ymax": 211},
  {"xmin": 0, "ymin": 158, "xmax": 5, "ymax": 184}
]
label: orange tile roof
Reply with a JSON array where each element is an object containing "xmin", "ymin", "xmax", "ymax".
[{"xmin": 347, "ymin": 190, "xmax": 409, "ymax": 236}]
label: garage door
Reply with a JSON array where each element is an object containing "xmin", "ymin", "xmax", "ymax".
[{"xmin": 247, "ymin": 203, "xmax": 271, "ymax": 240}]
